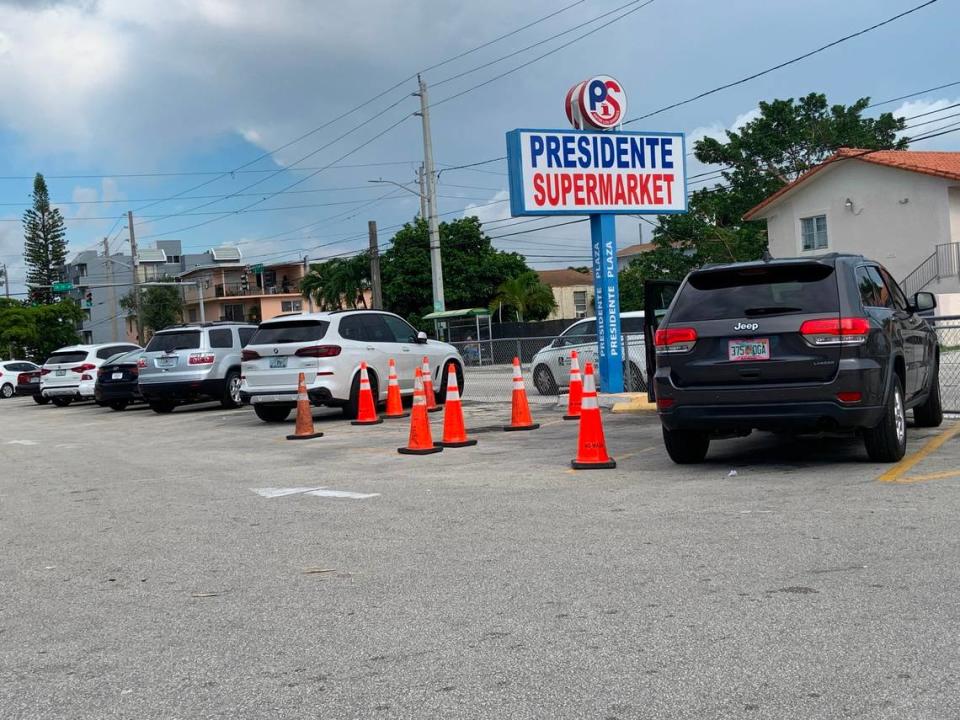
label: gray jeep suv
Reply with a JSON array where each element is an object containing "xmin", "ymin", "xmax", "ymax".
[
  {"xmin": 645, "ymin": 254, "xmax": 941, "ymax": 464},
  {"xmin": 138, "ymin": 322, "xmax": 257, "ymax": 413}
]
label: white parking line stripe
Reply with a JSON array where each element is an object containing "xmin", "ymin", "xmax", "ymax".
[
  {"xmin": 6, "ymin": 440, "xmax": 37, "ymax": 445},
  {"xmin": 251, "ymin": 487, "xmax": 325, "ymax": 498},
  {"xmin": 305, "ymin": 489, "xmax": 380, "ymax": 500}
]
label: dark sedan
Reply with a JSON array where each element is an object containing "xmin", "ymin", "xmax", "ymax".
[
  {"xmin": 16, "ymin": 369, "xmax": 48, "ymax": 404},
  {"xmin": 94, "ymin": 349, "xmax": 144, "ymax": 411}
]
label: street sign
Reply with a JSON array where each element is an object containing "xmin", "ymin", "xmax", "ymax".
[
  {"xmin": 504, "ymin": 78, "xmax": 688, "ymax": 393},
  {"xmin": 250, "ymin": 264, "xmax": 264, "ymax": 274},
  {"xmin": 52, "ymin": 282, "xmax": 73, "ymax": 292}
]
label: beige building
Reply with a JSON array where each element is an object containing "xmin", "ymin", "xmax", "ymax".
[
  {"xmin": 180, "ymin": 259, "xmax": 307, "ymax": 324},
  {"xmin": 537, "ymin": 269, "xmax": 593, "ymax": 320},
  {"xmin": 744, "ymin": 148, "xmax": 960, "ymax": 311}
]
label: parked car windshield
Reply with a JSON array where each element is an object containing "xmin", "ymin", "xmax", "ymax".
[
  {"xmin": 45, "ymin": 351, "xmax": 88, "ymax": 365},
  {"xmin": 251, "ymin": 320, "xmax": 329, "ymax": 345},
  {"xmin": 671, "ymin": 263, "xmax": 839, "ymax": 322},
  {"xmin": 109, "ymin": 349, "xmax": 142, "ymax": 365},
  {"xmin": 145, "ymin": 331, "xmax": 201, "ymax": 353}
]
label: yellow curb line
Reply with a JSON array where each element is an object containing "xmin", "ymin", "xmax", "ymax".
[
  {"xmin": 896, "ymin": 469, "xmax": 960, "ymax": 484},
  {"xmin": 877, "ymin": 422, "xmax": 960, "ymax": 483}
]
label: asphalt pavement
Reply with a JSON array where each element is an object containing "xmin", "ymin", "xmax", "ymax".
[{"xmin": 2, "ymin": 395, "xmax": 960, "ymax": 719}]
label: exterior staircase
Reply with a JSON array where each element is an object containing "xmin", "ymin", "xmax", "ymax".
[{"xmin": 902, "ymin": 242, "xmax": 960, "ymax": 297}]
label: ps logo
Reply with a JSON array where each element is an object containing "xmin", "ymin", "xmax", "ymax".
[
  {"xmin": 734, "ymin": 322, "xmax": 759, "ymax": 331},
  {"xmin": 565, "ymin": 75, "xmax": 627, "ymax": 130}
]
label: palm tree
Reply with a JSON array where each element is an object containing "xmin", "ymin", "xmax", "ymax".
[
  {"xmin": 489, "ymin": 271, "xmax": 556, "ymax": 322},
  {"xmin": 301, "ymin": 254, "xmax": 371, "ymax": 310}
]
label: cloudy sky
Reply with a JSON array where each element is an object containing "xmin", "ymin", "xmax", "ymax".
[{"xmin": 0, "ymin": 0, "xmax": 957, "ymax": 295}]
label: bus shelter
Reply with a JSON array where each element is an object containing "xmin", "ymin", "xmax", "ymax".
[{"xmin": 423, "ymin": 308, "xmax": 493, "ymax": 366}]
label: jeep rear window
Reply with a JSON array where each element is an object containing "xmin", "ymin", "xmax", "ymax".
[
  {"xmin": 145, "ymin": 331, "xmax": 201, "ymax": 353},
  {"xmin": 45, "ymin": 351, "xmax": 88, "ymax": 365},
  {"xmin": 671, "ymin": 264, "xmax": 838, "ymax": 322},
  {"xmin": 251, "ymin": 320, "xmax": 329, "ymax": 345}
]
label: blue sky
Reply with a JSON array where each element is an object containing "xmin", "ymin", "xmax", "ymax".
[{"xmin": 1, "ymin": 0, "xmax": 958, "ymax": 295}]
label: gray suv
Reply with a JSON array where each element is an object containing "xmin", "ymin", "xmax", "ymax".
[
  {"xmin": 646, "ymin": 254, "xmax": 941, "ymax": 464},
  {"xmin": 138, "ymin": 322, "xmax": 257, "ymax": 413}
]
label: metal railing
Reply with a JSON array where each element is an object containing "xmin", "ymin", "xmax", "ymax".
[{"xmin": 902, "ymin": 242, "xmax": 960, "ymax": 296}]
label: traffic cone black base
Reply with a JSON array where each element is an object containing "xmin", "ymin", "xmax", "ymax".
[
  {"xmin": 571, "ymin": 458, "xmax": 617, "ymax": 470},
  {"xmin": 435, "ymin": 438, "xmax": 478, "ymax": 448},
  {"xmin": 503, "ymin": 423, "xmax": 540, "ymax": 432},
  {"xmin": 427, "ymin": 406, "xmax": 443, "ymax": 413},
  {"xmin": 351, "ymin": 417, "xmax": 384, "ymax": 426},
  {"xmin": 398, "ymin": 445, "xmax": 443, "ymax": 455},
  {"xmin": 287, "ymin": 431, "xmax": 324, "ymax": 440},
  {"xmin": 563, "ymin": 414, "xmax": 579, "ymax": 421}
]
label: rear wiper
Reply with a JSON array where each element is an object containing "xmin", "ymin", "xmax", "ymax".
[{"xmin": 743, "ymin": 306, "xmax": 803, "ymax": 317}]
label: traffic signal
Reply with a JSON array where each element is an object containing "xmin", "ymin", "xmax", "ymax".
[
  {"xmin": 240, "ymin": 272, "xmax": 249, "ymax": 292},
  {"xmin": 85, "ymin": 291, "xmax": 93, "ymax": 307}
]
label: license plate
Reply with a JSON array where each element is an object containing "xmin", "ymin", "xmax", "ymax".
[
  {"xmin": 112, "ymin": 372, "xmax": 123, "ymax": 380},
  {"xmin": 29, "ymin": 377, "xmax": 38, "ymax": 383},
  {"xmin": 269, "ymin": 357, "xmax": 288, "ymax": 369},
  {"xmin": 157, "ymin": 356, "xmax": 177, "ymax": 368},
  {"xmin": 55, "ymin": 369, "xmax": 66, "ymax": 376},
  {"xmin": 728, "ymin": 338, "xmax": 770, "ymax": 361}
]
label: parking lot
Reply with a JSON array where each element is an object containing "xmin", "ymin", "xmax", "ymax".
[{"xmin": 3, "ymin": 395, "xmax": 960, "ymax": 719}]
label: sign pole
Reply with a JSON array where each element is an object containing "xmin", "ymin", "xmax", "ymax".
[{"xmin": 590, "ymin": 214, "xmax": 623, "ymax": 393}]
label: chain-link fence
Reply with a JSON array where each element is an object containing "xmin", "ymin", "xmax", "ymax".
[
  {"xmin": 456, "ymin": 333, "xmax": 647, "ymax": 404},
  {"xmin": 460, "ymin": 318, "xmax": 960, "ymax": 410}
]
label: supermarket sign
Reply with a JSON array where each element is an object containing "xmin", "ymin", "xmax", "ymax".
[{"xmin": 505, "ymin": 128, "xmax": 687, "ymax": 216}]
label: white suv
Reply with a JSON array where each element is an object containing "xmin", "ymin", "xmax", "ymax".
[
  {"xmin": 240, "ymin": 310, "xmax": 464, "ymax": 422},
  {"xmin": 41, "ymin": 343, "xmax": 142, "ymax": 406},
  {"xmin": 529, "ymin": 312, "xmax": 647, "ymax": 395}
]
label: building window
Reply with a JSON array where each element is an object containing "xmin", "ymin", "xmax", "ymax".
[
  {"xmin": 800, "ymin": 215, "xmax": 828, "ymax": 251},
  {"xmin": 76, "ymin": 263, "xmax": 87, "ymax": 278},
  {"xmin": 573, "ymin": 290, "xmax": 587, "ymax": 319},
  {"xmin": 81, "ymin": 331, "xmax": 93, "ymax": 344},
  {"xmin": 167, "ymin": 255, "xmax": 181, "ymax": 264},
  {"xmin": 82, "ymin": 308, "xmax": 91, "ymax": 321},
  {"xmin": 222, "ymin": 303, "xmax": 245, "ymax": 322},
  {"xmin": 281, "ymin": 300, "xmax": 303, "ymax": 313},
  {"xmin": 188, "ymin": 308, "xmax": 198, "ymax": 323}
]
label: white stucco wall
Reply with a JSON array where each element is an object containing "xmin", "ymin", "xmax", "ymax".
[{"xmin": 758, "ymin": 162, "xmax": 956, "ymax": 283}]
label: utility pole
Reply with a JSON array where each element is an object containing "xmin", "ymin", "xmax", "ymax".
[
  {"xmin": 368, "ymin": 220, "xmax": 383, "ymax": 310},
  {"xmin": 415, "ymin": 75, "xmax": 445, "ymax": 313},
  {"xmin": 303, "ymin": 255, "xmax": 314, "ymax": 313},
  {"xmin": 103, "ymin": 237, "xmax": 118, "ymax": 342},
  {"xmin": 1, "ymin": 263, "xmax": 8, "ymax": 298},
  {"xmin": 127, "ymin": 210, "xmax": 143, "ymax": 344},
  {"xmin": 417, "ymin": 164, "xmax": 428, "ymax": 221}
]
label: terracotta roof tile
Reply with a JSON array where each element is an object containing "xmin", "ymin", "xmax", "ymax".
[
  {"xmin": 536, "ymin": 269, "xmax": 592, "ymax": 287},
  {"xmin": 616, "ymin": 242, "xmax": 656, "ymax": 257}
]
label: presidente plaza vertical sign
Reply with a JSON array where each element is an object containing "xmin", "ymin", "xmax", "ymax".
[{"xmin": 505, "ymin": 76, "xmax": 687, "ymax": 392}]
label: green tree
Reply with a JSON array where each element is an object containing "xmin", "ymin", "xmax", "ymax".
[
  {"xmin": 489, "ymin": 271, "xmax": 556, "ymax": 322},
  {"xmin": 22, "ymin": 173, "xmax": 68, "ymax": 305},
  {"xmin": 0, "ymin": 298, "xmax": 82, "ymax": 361},
  {"xmin": 381, "ymin": 217, "xmax": 530, "ymax": 326},
  {"xmin": 301, "ymin": 252, "xmax": 370, "ymax": 310},
  {"xmin": 636, "ymin": 93, "xmax": 907, "ymax": 280},
  {"xmin": 120, "ymin": 279, "xmax": 183, "ymax": 334}
]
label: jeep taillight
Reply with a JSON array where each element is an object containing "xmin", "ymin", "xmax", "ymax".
[
  {"xmin": 800, "ymin": 317, "xmax": 869, "ymax": 346},
  {"xmin": 71, "ymin": 363, "xmax": 96, "ymax": 373},
  {"xmin": 295, "ymin": 345, "xmax": 342, "ymax": 358},
  {"xmin": 188, "ymin": 353, "xmax": 216, "ymax": 365},
  {"xmin": 654, "ymin": 327, "xmax": 697, "ymax": 354},
  {"xmin": 241, "ymin": 349, "xmax": 260, "ymax": 361}
]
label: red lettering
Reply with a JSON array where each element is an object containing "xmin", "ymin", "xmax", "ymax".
[
  {"xmin": 585, "ymin": 174, "xmax": 598, "ymax": 205},
  {"xmin": 533, "ymin": 173, "xmax": 545, "ymax": 206},
  {"xmin": 598, "ymin": 175, "xmax": 613, "ymax": 204},
  {"xmin": 664, "ymin": 174, "xmax": 674, "ymax": 204},
  {"xmin": 560, "ymin": 174, "xmax": 573, "ymax": 205},
  {"xmin": 639, "ymin": 174, "xmax": 652, "ymax": 204},
  {"xmin": 614, "ymin": 174, "xmax": 627, "ymax": 205},
  {"xmin": 652, "ymin": 173, "xmax": 663, "ymax": 204},
  {"xmin": 573, "ymin": 174, "xmax": 585, "ymax": 206},
  {"xmin": 626, "ymin": 174, "xmax": 639, "ymax": 205},
  {"xmin": 546, "ymin": 174, "xmax": 560, "ymax": 206}
]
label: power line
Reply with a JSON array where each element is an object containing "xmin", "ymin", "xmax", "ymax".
[
  {"xmin": 866, "ymin": 80, "xmax": 960, "ymax": 109},
  {"xmin": 623, "ymin": 0, "xmax": 941, "ymax": 125}
]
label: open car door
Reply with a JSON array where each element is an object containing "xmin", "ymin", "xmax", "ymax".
[{"xmin": 643, "ymin": 279, "xmax": 681, "ymax": 402}]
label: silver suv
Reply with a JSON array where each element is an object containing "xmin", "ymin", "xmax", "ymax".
[{"xmin": 138, "ymin": 322, "xmax": 257, "ymax": 413}]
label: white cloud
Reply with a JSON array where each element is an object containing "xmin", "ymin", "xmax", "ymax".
[{"xmin": 894, "ymin": 97, "xmax": 960, "ymax": 150}]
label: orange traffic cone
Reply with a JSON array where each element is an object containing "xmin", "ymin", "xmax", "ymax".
[
  {"xmin": 398, "ymin": 368, "xmax": 442, "ymax": 455},
  {"xmin": 563, "ymin": 350, "xmax": 583, "ymax": 421},
  {"xmin": 422, "ymin": 356, "xmax": 441, "ymax": 413},
  {"xmin": 571, "ymin": 362, "xmax": 616, "ymax": 469},
  {"xmin": 504, "ymin": 357, "xmax": 540, "ymax": 432},
  {"xmin": 286, "ymin": 371, "xmax": 324, "ymax": 440},
  {"xmin": 351, "ymin": 361, "xmax": 383, "ymax": 425},
  {"xmin": 384, "ymin": 358, "xmax": 408, "ymax": 419},
  {"xmin": 436, "ymin": 362, "xmax": 477, "ymax": 448}
]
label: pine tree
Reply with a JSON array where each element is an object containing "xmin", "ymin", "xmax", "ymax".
[{"xmin": 22, "ymin": 173, "xmax": 68, "ymax": 305}]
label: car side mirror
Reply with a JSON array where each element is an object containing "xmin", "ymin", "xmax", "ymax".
[
  {"xmin": 912, "ymin": 291, "xmax": 936, "ymax": 312},
  {"xmin": 416, "ymin": 331, "xmax": 428, "ymax": 344}
]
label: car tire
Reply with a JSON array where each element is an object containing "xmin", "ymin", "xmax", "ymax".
[
  {"xmin": 254, "ymin": 404, "xmax": 292, "ymax": 423},
  {"xmin": 51, "ymin": 397, "xmax": 72, "ymax": 407},
  {"xmin": 662, "ymin": 426, "xmax": 710, "ymax": 464},
  {"xmin": 864, "ymin": 377, "xmax": 907, "ymax": 463},
  {"xmin": 435, "ymin": 361, "xmax": 464, "ymax": 404},
  {"xmin": 342, "ymin": 372, "xmax": 379, "ymax": 419},
  {"xmin": 913, "ymin": 363, "xmax": 943, "ymax": 428},
  {"xmin": 33, "ymin": 394, "xmax": 50, "ymax": 405},
  {"xmin": 532, "ymin": 364, "xmax": 558, "ymax": 396},
  {"xmin": 0, "ymin": 383, "xmax": 13, "ymax": 399},
  {"xmin": 149, "ymin": 400, "xmax": 176, "ymax": 414},
  {"xmin": 109, "ymin": 400, "xmax": 129, "ymax": 411},
  {"xmin": 221, "ymin": 370, "xmax": 242, "ymax": 409}
]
